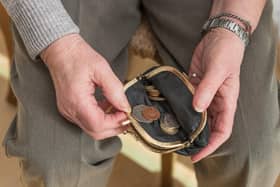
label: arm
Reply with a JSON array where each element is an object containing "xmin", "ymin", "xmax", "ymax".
[
  {"xmin": 1, "ymin": 0, "xmax": 131, "ymax": 139},
  {"xmin": 210, "ymin": 0, "xmax": 267, "ymax": 32},
  {"xmin": 190, "ymin": 1, "xmax": 267, "ymax": 162},
  {"xmin": 0, "ymin": 0, "xmax": 79, "ymax": 59}
]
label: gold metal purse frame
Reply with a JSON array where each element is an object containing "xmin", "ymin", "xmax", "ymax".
[{"xmin": 124, "ymin": 66, "xmax": 208, "ymax": 154}]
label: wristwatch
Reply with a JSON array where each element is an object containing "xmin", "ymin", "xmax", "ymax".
[{"xmin": 202, "ymin": 17, "xmax": 250, "ymax": 46}]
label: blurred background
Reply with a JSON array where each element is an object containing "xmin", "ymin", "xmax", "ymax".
[{"xmin": 1, "ymin": 2, "xmax": 280, "ymax": 187}]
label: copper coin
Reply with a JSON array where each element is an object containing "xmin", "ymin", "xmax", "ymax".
[
  {"xmin": 132, "ymin": 105, "xmax": 153, "ymax": 123},
  {"xmin": 142, "ymin": 106, "xmax": 161, "ymax": 121}
]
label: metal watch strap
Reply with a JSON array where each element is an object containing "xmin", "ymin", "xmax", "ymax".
[
  {"xmin": 202, "ymin": 17, "xmax": 250, "ymax": 46},
  {"xmin": 211, "ymin": 13, "xmax": 252, "ymax": 33}
]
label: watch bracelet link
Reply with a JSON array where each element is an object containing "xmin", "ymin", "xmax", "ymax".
[
  {"xmin": 202, "ymin": 17, "xmax": 250, "ymax": 46},
  {"xmin": 211, "ymin": 12, "xmax": 252, "ymax": 34}
]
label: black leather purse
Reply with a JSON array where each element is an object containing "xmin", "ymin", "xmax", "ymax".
[{"xmin": 124, "ymin": 65, "xmax": 210, "ymax": 156}]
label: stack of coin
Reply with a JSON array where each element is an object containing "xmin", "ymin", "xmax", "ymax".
[
  {"xmin": 145, "ymin": 85, "xmax": 165, "ymax": 101},
  {"xmin": 132, "ymin": 104, "xmax": 161, "ymax": 123}
]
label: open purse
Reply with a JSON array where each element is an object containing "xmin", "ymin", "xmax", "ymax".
[
  {"xmin": 123, "ymin": 17, "xmax": 209, "ymax": 156},
  {"xmin": 124, "ymin": 66, "xmax": 210, "ymax": 156}
]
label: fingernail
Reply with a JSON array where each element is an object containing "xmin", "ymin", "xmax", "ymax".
[
  {"xmin": 121, "ymin": 119, "xmax": 131, "ymax": 126},
  {"xmin": 194, "ymin": 105, "xmax": 204, "ymax": 113},
  {"xmin": 191, "ymin": 157, "xmax": 199, "ymax": 163},
  {"xmin": 194, "ymin": 93, "xmax": 209, "ymax": 112},
  {"xmin": 194, "ymin": 102, "xmax": 204, "ymax": 112}
]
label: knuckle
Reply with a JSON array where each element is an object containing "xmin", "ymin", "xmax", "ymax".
[
  {"xmin": 91, "ymin": 133, "xmax": 104, "ymax": 140},
  {"xmin": 224, "ymin": 99, "xmax": 237, "ymax": 112},
  {"xmin": 113, "ymin": 79, "xmax": 123, "ymax": 88},
  {"xmin": 85, "ymin": 118, "xmax": 105, "ymax": 133},
  {"xmin": 92, "ymin": 125, "xmax": 104, "ymax": 132},
  {"xmin": 223, "ymin": 130, "xmax": 232, "ymax": 140},
  {"xmin": 95, "ymin": 59, "xmax": 109, "ymax": 71},
  {"xmin": 83, "ymin": 123, "xmax": 96, "ymax": 133},
  {"xmin": 57, "ymin": 102, "xmax": 66, "ymax": 115},
  {"xmin": 223, "ymin": 101, "xmax": 232, "ymax": 112},
  {"xmin": 95, "ymin": 54, "xmax": 107, "ymax": 64},
  {"xmin": 57, "ymin": 100, "xmax": 72, "ymax": 117},
  {"xmin": 80, "ymin": 119, "xmax": 101, "ymax": 133},
  {"xmin": 199, "ymin": 82, "xmax": 217, "ymax": 96},
  {"xmin": 111, "ymin": 89, "xmax": 124, "ymax": 100}
]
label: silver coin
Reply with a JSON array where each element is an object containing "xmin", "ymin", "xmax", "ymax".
[
  {"xmin": 160, "ymin": 113, "xmax": 180, "ymax": 135},
  {"xmin": 132, "ymin": 104, "xmax": 153, "ymax": 123}
]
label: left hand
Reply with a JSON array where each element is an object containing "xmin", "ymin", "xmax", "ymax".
[{"xmin": 189, "ymin": 28, "xmax": 245, "ymax": 162}]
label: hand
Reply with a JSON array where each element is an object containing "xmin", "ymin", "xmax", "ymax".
[
  {"xmin": 41, "ymin": 34, "xmax": 131, "ymax": 140},
  {"xmin": 189, "ymin": 29, "xmax": 245, "ymax": 162}
]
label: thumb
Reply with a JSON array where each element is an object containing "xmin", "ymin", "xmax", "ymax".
[
  {"xmin": 95, "ymin": 63, "xmax": 131, "ymax": 113},
  {"xmin": 193, "ymin": 67, "xmax": 227, "ymax": 112}
]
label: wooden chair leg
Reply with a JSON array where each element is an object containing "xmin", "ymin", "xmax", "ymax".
[
  {"xmin": 161, "ymin": 153, "xmax": 174, "ymax": 187},
  {"xmin": 1, "ymin": 4, "xmax": 16, "ymax": 105},
  {"xmin": 6, "ymin": 87, "xmax": 17, "ymax": 105},
  {"xmin": 0, "ymin": 4, "xmax": 13, "ymax": 57}
]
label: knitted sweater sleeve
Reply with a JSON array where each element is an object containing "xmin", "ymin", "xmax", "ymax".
[{"xmin": 0, "ymin": 0, "xmax": 79, "ymax": 59}]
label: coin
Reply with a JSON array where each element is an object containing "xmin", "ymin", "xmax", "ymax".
[
  {"xmin": 160, "ymin": 113, "xmax": 180, "ymax": 135},
  {"xmin": 146, "ymin": 88, "xmax": 160, "ymax": 94},
  {"xmin": 148, "ymin": 92, "xmax": 160, "ymax": 97},
  {"xmin": 132, "ymin": 104, "xmax": 154, "ymax": 123},
  {"xmin": 147, "ymin": 89, "xmax": 161, "ymax": 97},
  {"xmin": 144, "ymin": 85, "xmax": 156, "ymax": 91},
  {"xmin": 142, "ymin": 106, "xmax": 161, "ymax": 121},
  {"xmin": 148, "ymin": 96, "xmax": 166, "ymax": 101}
]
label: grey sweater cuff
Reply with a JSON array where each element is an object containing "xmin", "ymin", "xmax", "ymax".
[{"xmin": 1, "ymin": 0, "xmax": 80, "ymax": 59}]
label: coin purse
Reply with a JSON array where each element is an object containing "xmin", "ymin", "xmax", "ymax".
[{"xmin": 124, "ymin": 66, "xmax": 209, "ymax": 155}]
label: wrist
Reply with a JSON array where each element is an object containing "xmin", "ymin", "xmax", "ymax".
[
  {"xmin": 41, "ymin": 34, "xmax": 83, "ymax": 66},
  {"xmin": 202, "ymin": 16, "xmax": 250, "ymax": 46},
  {"xmin": 210, "ymin": 28, "xmax": 245, "ymax": 49},
  {"xmin": 210, "ymin": 0, "xmax": 266, "ymax": 32},
  {"xmin": 211, "ymin": 10, "xmax": 256, "ymax": 32},
  {"xmin": 206, "ymin": 28, "xmax": 245, "ymax": 67}
]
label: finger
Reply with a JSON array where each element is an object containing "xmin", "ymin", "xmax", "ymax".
[
  {"xmin": 76, "ymin": 99, "xmax": 128, "ymax": 132},
  {"xmin": 97, "ymin": 99, "xmax": 117, "ymax": 113},
  {"xmin": 191, "ymin": 131, "xmax": 228, "ymax": 163},
  {"xmin": 191, "ymin": 96, "xmax": 237, "ymax": 162},
  {"xmin": 98, "ymin": 99, "xmax": 111, "ymax": 111},
  {"xmin": 94, "ymin": 62, "xmax": 131, "ymax": 113},
  {"xmin": 86, "ymin": 125, "xmax": 129, "ymax": 140},
  {"xmin": 188, "ymin": 61, "xmax": 203, "ymax": 87},
  {"xmin": 189, "ymin": 44, "xmax": 204, "ymax": 87},
  {"xmin": 189, "ymin": 74, "xmax": 201, "ymax": 87},
  {"xmin": 192, "ymin": 66, "xmax": 227, "ymax": 112}
]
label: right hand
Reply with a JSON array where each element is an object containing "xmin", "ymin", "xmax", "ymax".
[
  {"xmin": 189, "ymin": 28, "xmax": 244, "ymax": 162},
  {"xmin": 41, "ymin": 34, "xmax": 131, "ymax": 140}
]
